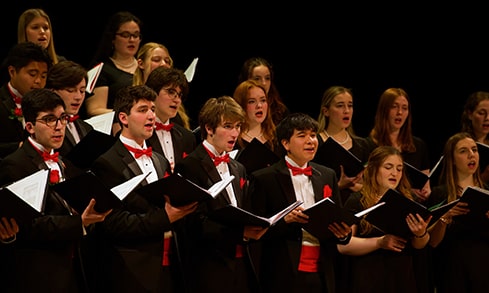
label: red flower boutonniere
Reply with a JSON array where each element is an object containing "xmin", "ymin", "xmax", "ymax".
[
  {"xmin": 182, "ymin": 152, "xmax": 188, "ymax": 159},
  {"xmin": 163, "ymin": 171, "xmax": 171, "ymax": 178},
  {"xmin": 9, "ymin": 107, "xmax": 23, "ymax": 122},
  {"xmin": 240, "ymin": 177, "xmax": 246, "ymax": 189},
  {"xmin": 323, "ymin": 185, "xmax": 332, "ymax": 198},
  {"xmin": 49, "ymin": 170, "xmax": 60, "ymax": 185}
]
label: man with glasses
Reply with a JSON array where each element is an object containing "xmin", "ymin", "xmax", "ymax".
[
  {"xmin": 0, "ymin": 88, "xmax": 111, "ymax": 292},
  {"xmin": 145, "ymin": 67, "xmax": 196, "ymax": 172}
]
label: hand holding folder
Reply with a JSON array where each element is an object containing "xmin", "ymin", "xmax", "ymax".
[
  {"xmin": 302, "ymin": 197, "xmax": 384, "ymax": 240},
  {"xmin": 365, "ymin": 188, "xmax": 458, "ymax": 238}
]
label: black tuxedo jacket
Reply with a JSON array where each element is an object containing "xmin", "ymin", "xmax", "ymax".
[
  {"xmin": 0, "ymin": 140, "xmax": 86, "ymax": 292},
  {"xmin": 0, "ymin": 85, "xmax": 28, "ymax": 159},
  {"xmin": 146, "ymin": 122, "xmax": 196, "ymax": 166},
  {"xmin": 90, "ymin": 139, "xmax": 183, "ymax": 292},
  {"xmin": 56, "ymin": 118, "xmax": 94, "ymax": 157},
  {"xmin": 248, "ymin": 158, "xmax": 343, "ymax": 293},
  {"xmin": 174, "ymin": 143, "xmax": 257, "ymax": 292}
]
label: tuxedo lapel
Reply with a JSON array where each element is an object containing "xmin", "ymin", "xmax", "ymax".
[{"xmin": 275, "ymin": 159, "xmax": 297, "ymax": 204}]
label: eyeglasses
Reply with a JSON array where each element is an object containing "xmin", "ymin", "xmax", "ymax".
[
  {"xmin": 36, "ymin": 114, "xmax": 70, "ymax": 129},
  {"xmin": 115, "ymin": 32, "xmax": 142, "ymax": 40},
  {"xmin": 162, "ymin": 88, "xmax": 183, "ymax": 100}
]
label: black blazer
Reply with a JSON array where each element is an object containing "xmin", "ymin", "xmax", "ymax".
[
  {"xmin": 248, "ymin": 158, "xmax": 344, "ymax": 293},
  {"xmin": 0, "ymin": 85, "xmax": 28, "ymax": 159},
  {"xmin": 174, "ymin": 143, "xmax": 257, "ymax": 292},
  {"xmin": 0, "ymin": 140, "xmax": 86, "ymax": 292},
  {"xmin": 146, "ymin": 122, "xmax": 196, "ymax": 167},
  {"xmin": 56, "ymin": 119, "xmax": 94, "ymax": 157},
  {"xmin": 90, "ymin": 139, "xmax": 184, "ymax": 292}
]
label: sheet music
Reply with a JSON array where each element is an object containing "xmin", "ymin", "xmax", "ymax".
[
  {"xmin": 6, "ymin": 169, "xmax": 49, "ymax": 212},
  {"xmin": 184, "ymin": 57, "xmax": 198, "ymax": 82},
  {"xmin": 84, "ymin": 111, "xmax": 115, "ymax": 135}
]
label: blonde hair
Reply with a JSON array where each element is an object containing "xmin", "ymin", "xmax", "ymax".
[{"xmin": 17, "ymin": 8, "xmax": 59, "ymax": 64}]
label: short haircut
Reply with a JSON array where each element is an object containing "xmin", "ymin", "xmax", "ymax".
[
  {"xmin": 22, "ymin": 88, "xmax": 65, "ymax": 123},
  {"xmin": 114, "ymin": 85, "xmax": 157, "ymax": 125},
  {"xmin": 198, "ymin": 96, "xmax": 245, "ymax": 140},
  {"xmin": 145, "ymin": 66, "xmax": 189, "ymax": 100},
  {"xmin": 1, "ymin": 42, "xmax": 52, "ymax": 73},
  {"xmin": 46, "ymin": 60, "xmax": 88, "ymax": 89},
  {"xmin": 276, "ymin": 113, "xmax": 318, "ymax": 143}
]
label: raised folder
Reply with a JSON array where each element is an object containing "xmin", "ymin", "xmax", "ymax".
[
  {"xmin": 0, "ymin": 169, "xmax": 49, "ymax": 225},
  {"xmin": 136, "ymin": 173, "xmax": 235, "ymax": 207},
  {"xmin": 52, "ymin": 171, "xmax": 149, "ymax": 213},
  {"xmin": 302, "ymin": 197, "xmax": 384, "ymax": 240},
  {"xmin": 208, "ymin": 200, "xmax": 303, "ymax": 227},
  {"xmin": 404, "ymin": 155, "xmax": 444, "ymax": 189},
  {"xmin": 313, "ymin": 138, "xmax": 365, "ymax": 178},
  {"xmin": 235, "ymin": 138, "xmax": 280, "ymax": 174},
  {"xmin": 456, "ymin": 186, "xmax": 489, "ymax": 228},
  {"xmin": 65, "ymin": 129, "xmax": 116, "ymax": 169},
  {"xmin": 365, "ymin": 188, "xmax": 458, "ymax": 238}
]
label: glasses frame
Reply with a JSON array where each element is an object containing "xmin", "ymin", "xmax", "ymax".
[
  {"xmin": 35, "ymin": 114, "xmax": 70, "ymax": 129},
  {"xmin": 115, "ymin": 32, "xmax": 142, "ymax": 40},
  {"xmin": 162, "ymin": 88, "xmax": 183, "ymax": 100}
]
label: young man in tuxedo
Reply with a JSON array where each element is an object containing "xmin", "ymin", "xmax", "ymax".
[
  {"xmin": 0, "ymin": 42, "xmax": 52, "ymax": 159},
  {"xmin": 174, "ymin": 96, "xmax": 268, "ymax": 293},
  {"xmin": 145, "ymin": 66, "xmax": 196, "ymax": 172},
  {"xmin": 90, "ymin": 84, "xmax": 197, "ymax": 292},
  {"xmin": 0, "ymin": 88, "xmax": 110, "ymax": 292},
  {"xmin": 248, "ymin": 112, "xmax": 352, "ymax": 293}
]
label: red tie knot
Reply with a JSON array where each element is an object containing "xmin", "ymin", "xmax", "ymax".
[
  {"xmin": 42, "ymin": 151, "xmax": 59, "ymax": 162},
  {"xmin": 124, "ymin": 144, "xmax": 153, "ymax": 159},
  {"xmin": 286, "ymin": 161, "xmax": 312, "ymax": 176},
  {"xmin": 155, "ymin": 122, "xmax": 174, "ymax": 131},
  {"xmin": 68, "ymin": 115, "xmax": 79, "ymax": 123}
]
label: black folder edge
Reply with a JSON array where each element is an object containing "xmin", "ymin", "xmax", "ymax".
[
  {"xmin": 208, "ymin": 200, "xmax": 303, "ymax": 227},
  {"xmin": 235, "ymin": 138, "xmax": 280, "ymax": 173},
  {"xmin": 456, "ymin": 186, "xmax": 489, "ymax": 227},
  {"xmin": 365, "ymin": 189, "xmax": 446, "ymax": 238},
  {"xmin": 65, "ymin": 130, "xmax": 116, "ymax": 169},
  {"xmin": 136, "ymin": 173, "xmax": 232, "ymax": 207},
  {"xmin": 313, "ymin": 138, "xmax": 365, "ymax": 178},
  {"xmin": 476, "ymin": 142, "xmax": 489, "ymax": 172},
  {"xmin": 51, "ymin": 170, "xmax": 123, "ymax": 213},
  {"xmin": 302, "ymin": 197, "xmax": 361, "ymax": 240},
  {"xmin": 0, "ymin": 170, "xmax": 49, "ymax": 226}
]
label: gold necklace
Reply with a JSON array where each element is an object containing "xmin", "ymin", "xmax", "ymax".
[{"xmin": 324, "ymin": 130, "xmax": 349, "ymax": 145}]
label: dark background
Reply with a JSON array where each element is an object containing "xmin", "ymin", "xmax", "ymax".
[{"xmin": 3, "ymin": 3, "xmax": 489, "ymax": 166}]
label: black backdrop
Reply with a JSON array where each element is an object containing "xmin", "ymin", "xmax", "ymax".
[{"xmin": 3, "ymin": 3, "xmax": 489, "ymax": 166}]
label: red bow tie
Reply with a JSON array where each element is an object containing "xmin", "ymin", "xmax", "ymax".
[
  {"xmin": 155, "ymin": 122, "xmax": 174, "ymax": 131},
  {"xmin": 286, "ymin": 161, "xmax": 312, "ymax": 176},
  {"xmin": 42, "ymin": 151, "xmax": 59, "ymax": 162},
  {"xmin": 68, "ymin": 115, "xmax": 79, "ymax": 123},
  {"xmin": 124, "ymin": 144, "xmax": 153, "ymax": 159},
  {"xmin": 213, "ymin": 154, "xmax": 230, "ymax": 166}
]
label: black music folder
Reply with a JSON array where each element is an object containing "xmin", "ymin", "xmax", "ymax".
[
  {"xmin": 0, "ymin": 169, "xmax": 49, "ymax": 225},
  {"xmin": 456, "ymin": 186, "xmax": 489, "ymax": 228},
  {"xmin": 313, "ymin": 138, "xmax": 365, "ymax": 178},
  {"xmin": 404, "ymin": 156, "xmax": 444, "ymax": 189},
  {"xmin": 136, "ymin": 173, "xmax": 234, "ymax": 207},
  {"xmin": 302, "ymin": 197, "xmax": 383, "ymax": 240},
  {"xmin": 235, "ymin": 138, "xmax": 280, "ymax": 174},
  {"xmin": 65, "ymin": 129, "xmax": 116, "ymax": 169},
  {"xmin": 208, "ymin": 200, "xmax": 303, "ymax": 227},
  {"xmin": 52, "ymin": 171, "xmax": 148, "ymax": 213},
  {"xmin": 365, "ymin": 188, "xmax": 458, "ymax": 238}
]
